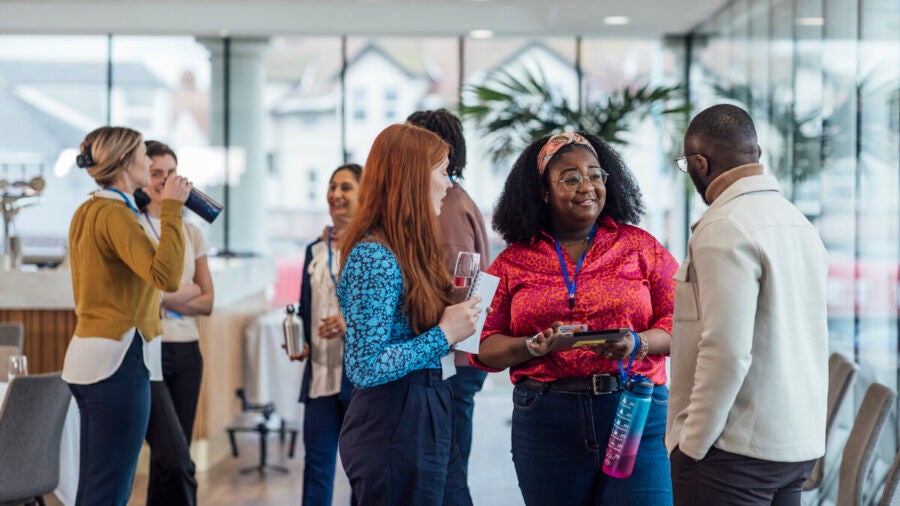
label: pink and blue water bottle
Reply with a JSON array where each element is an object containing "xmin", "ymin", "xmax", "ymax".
[{"xmin": 602, "ymin": 374, "xmax": 653, "ymax": 479}]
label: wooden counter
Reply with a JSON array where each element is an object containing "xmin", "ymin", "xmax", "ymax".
[{"xmin": 0, "ymin": 256, "xmax": 276, "ymax": 470}]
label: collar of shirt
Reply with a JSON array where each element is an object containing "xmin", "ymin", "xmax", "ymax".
[
  {"xmin": 691, "ymin": 171, "xmax": 782, "ymax": 232},
  {"xmin": 704, "ymin": 163, "xmax": 766, "ymax": 203},
  {"xmin": 532, "ymin": 215, "xmax": 619, "ymax": 246}
]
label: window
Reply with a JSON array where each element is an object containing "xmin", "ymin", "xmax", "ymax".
[
  {"xmin": 0, "ymin": 36, "xmax": 109, "ymax": 243},
  {"xmin": 384, "ymin": 87, "xmax": 398, "ymax": 121}
]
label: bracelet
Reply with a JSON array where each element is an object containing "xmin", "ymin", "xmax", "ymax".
[
  {"xmin": 525, "ymin": 332, "xmax": 543, "ymax": 357},
  {"xmin": 635, "ymin": 333, "xmax": 650, "ymax": 360}
]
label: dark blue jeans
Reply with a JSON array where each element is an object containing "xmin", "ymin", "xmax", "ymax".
[
  {"xmin": 302, "ymin": 391, "xmax": 355, "ymax": 506},
  {"xmin": 69, "ymin": 332, "xmax": 151, "ymax": 506},
  {"xmin": 511, "ymin": 383, "xmax": 672, "ymax": 506},
  {"xmin": 448, "ymin": 366, "xmax": 487, "ymax": 474},
  {"xmin": 339, "ymin": 369, "xmax": 472, "ymax": 506}
]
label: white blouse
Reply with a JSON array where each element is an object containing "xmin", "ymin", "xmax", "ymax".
[{"xmin": 60, "ymin": 190, "xmax": 162, "ymax": 385}]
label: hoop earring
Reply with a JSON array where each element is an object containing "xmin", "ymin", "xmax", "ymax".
[{"xmin": 543, "ymin": 193, "xmax": 549, "ymax": 204}]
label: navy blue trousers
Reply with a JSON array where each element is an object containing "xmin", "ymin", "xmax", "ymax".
[
  {"xmin": 511, "ymin": 384, "xmax": 672, "ymax": 506},
  {"xmin": 302, "ymin": 389, "xmax": 356, "ymax": 506},
  {"xmin": 339, "ymin": 369, "xmax": 473, "ymax": 506},
  {"xmin": 448, "ymin": 366, "xmax": 487, "ymax": 474},
  {"xmin": 69, "ymin": 331, "xmax": 151, "ymax": 506}
]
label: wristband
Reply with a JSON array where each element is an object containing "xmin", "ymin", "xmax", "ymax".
[
  {"xmin": 635, "ymin": 333, "xmax": 650, "ymax": 360},
  {"xmin": 525, "ymin": 332, "xmax": 543, "ymax": 357}
]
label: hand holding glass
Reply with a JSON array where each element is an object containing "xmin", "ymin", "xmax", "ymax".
[
  {"xmin": 453, "ymin": 252, "xmax": 480, "ymax": 290},
  {"xmin": 8, "ymin": 355, "xmax": 27, "ymax": 380}
]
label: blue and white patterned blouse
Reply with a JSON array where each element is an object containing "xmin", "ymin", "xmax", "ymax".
[{"xmin": 338, "ymin": 241, "xmax": 450, "ymax": 388}]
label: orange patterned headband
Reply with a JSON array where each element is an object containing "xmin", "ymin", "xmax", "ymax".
[{"xmin": 536, "ymin": 132, "xmax": 598, "ymax": 176}]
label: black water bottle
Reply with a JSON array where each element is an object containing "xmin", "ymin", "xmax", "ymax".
[
  {"xmin": 184, "ymin": 187, "xmax": 223, "ymax": 224},
  {"xmin": 134, "ymin": 187, "xmax": 223, "ymax": 224}
]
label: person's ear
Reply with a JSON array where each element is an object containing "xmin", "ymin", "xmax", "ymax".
[
  {"xmin": 688, "ymin": 155, "xmax": 709, "ymax": 177},
  {"xmin": 757, "ymin": 144, "xmax": 762, "ymax": 159}
]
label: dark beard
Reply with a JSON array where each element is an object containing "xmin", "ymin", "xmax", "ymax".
[{"xmin": 689, "ymin": 171, "xmax": 710, "ymax": 205}]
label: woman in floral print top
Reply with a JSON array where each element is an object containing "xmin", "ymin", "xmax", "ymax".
[{"xmin": 336, "ymin": 124, "xmax": 481, "ymax": 506}]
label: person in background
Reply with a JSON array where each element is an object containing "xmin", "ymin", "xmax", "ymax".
[
  {"xmin": 406, "ymin": 109, "xmax": 490, "ymax": 474},
  {"xmin": 140, "ymin": 141, "xmax": 214, "ymax": 506},
  {"xmin": 288, "ymin": 163, "xmax": 361, "ymax": 506},
  {"xmin": 471, "ymin": 132, "xmax": 677, "ymax": 506},
  {"xmin": 63, "ymin": 126, "xmax": 190, "ymax": 506},
  {"xmin": 667, "ymin": 105, "xmax": 828, "ymax": 506},
  {"xmin": 337, "ymin": 124, "xmax": 481, "ymax": 505}
]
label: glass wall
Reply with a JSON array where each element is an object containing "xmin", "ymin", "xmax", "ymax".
[
  {"xmin": 689, "ymin": 0, "xmax": 900, "ymax": 499},
  {"xmin": 0, "ymin": 36, "xmax": 108, "ymax": 244},
  {"xmin": 1, "ymin": 33, "xmax": 689, "ymax": 310}
]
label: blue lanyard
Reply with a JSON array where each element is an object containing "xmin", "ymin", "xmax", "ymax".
[
  {"xmin": 326, "ymin": 228, "xmax": 338, "ymax": 288},
  {"xmin": 142, "ymin": 211, "xmax": 160, "ymax": 240},
  {"xmin": 617, "ymin": 330, "xmax": 640, "ymax": 384},
  {"xmin": 553, "ymin": 223, "xmax": 598, "ymax": 309},
  {"xmin": 106, "ymin": 188, "xmax": 140, "ymax": 217}
]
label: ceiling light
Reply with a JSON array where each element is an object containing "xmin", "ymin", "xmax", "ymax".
[
  {"xmin": 603, "ymin": 16, "xmax": 631, "ymax": 26},
  {"xmin": 796, "ymin": 17, "xmax": 825, "ymax": 26},
  {"xmin": 469, "ymin": 29, "xmax": 495, "ymax": 39}
]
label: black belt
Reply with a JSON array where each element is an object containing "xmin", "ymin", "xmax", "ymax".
[{"xmin": 519, "ymin": 374, "xmax": 622, "ymax": 396}]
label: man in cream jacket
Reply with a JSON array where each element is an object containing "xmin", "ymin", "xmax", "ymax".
[{"xmin": 667, "ymin": 104, "xmax": 828, "ymax": 505}]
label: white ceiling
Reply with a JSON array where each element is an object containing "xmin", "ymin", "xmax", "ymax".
[{"xmin": 0, "ymin": 0, "xmax": 729, "ymax": 38}]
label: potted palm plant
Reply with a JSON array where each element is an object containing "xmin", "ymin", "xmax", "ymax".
[{"xmin": 460, "ymin": 67, "xmax": 689, "ymax": 165}]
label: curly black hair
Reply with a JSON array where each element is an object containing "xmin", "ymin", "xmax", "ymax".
[
  {"xmin": 492, "ymin": 132, "xmax": 645, "ymax": 245},
  {"xmin": 406, "ymin": 109, "xmax": 467, "ymax": 179}
]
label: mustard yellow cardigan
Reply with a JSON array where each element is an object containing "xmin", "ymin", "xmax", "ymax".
[{"xmin": 69, "ymin": 196, "xmax": 185, "ymax": 340}]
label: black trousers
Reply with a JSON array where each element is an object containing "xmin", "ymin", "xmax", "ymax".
[
  {"xmin": 671, "ymin": 446, "xmax": 815, "ymax": 506},
  {"xmin": 145, "ymin": 341, "xmax": 204, "ymax": 506}
]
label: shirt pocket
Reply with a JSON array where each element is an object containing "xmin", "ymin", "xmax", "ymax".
[{"xmin": 673, "ymin": 259, "xmax": 700, "ymax": 321}]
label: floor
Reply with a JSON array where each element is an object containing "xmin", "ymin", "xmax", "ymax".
[{"xmin": 47, "ymin": 372, "xmax": 524, "ymax": 506}]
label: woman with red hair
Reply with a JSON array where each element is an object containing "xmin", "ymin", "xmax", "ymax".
[{"xmin": 337, "ymin": 124, "xmax": 481, "ymax": 506}]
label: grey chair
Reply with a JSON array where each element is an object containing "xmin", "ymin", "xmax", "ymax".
[
  {"xmin": 880, "ymin": 449, "xmax": 900, "ymax": 506},
  {"xmin": 0, "ymin": 372, "xmax": 71, "ymax": 506},
  {"xmin": 0, "ymin": 323, "xmax": 24, "ymax": 382},
  {"xmin": 0, "ymin": 323, "xmax": 23, "ymax": 350},
  {"xmin": 837, "ymin": 382, "xmax": 896, "ymax": 506},
  {"xmin": 803, "ymin": 352, "xmax": 857, "ymax": 492}
]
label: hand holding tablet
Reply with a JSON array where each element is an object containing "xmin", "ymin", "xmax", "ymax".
[{"xmin": 556, "ymin": 328, "xmax": 630, "ymax": 350}]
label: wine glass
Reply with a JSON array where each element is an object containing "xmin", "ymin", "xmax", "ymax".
[
  {"xmin": 8, "ymin": 355, "xmax": 27, "ymax": 381},
  {"xmin": 453, "ymin": 252, "xmax": 481, "ymax": 290}
]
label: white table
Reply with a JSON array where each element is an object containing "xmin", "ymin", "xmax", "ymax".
[
  {"xmin": 0, "ymin": 381, "xmax": 79, "ymax": 505},
  {"xmin": 243, "ymin": 310, "xmax": 305, "ymax": 423}
]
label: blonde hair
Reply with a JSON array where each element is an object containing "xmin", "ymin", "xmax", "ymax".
[{"xmin": 78, "ymin": 126, "xmax": 143, "ymax": 187}]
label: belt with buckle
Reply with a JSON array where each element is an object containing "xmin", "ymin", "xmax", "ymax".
[{"xmin": 519, "ymin": 374, "xmax": 622, "ymax": 396}]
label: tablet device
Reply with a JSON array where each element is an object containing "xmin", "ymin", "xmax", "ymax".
[{"xmin": 556, "ymin": 328, "xmax": 629, "ymax": 350}]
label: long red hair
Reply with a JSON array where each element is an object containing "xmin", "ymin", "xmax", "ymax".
[{"xmin": 341, "ymin": 124, "xmax": 451, "ymax": 334}]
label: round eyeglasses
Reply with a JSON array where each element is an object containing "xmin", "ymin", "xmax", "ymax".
[
  {"xmin": 553, "ymin": 170, "xmax": 609, "ymax": 192},
  {"xmin": 675, "ymin": 154, "xmax": 712, "ymax": 173}
]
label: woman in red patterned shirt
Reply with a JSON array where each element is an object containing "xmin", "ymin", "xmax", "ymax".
[{"xmin": 471, "ymin": 132, "xmax": 678, "ymax": 506}]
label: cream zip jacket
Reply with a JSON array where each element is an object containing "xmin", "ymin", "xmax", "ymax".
[{"xmin": 666, "ymin": 170, "xmax": 829, "ymax": 462}]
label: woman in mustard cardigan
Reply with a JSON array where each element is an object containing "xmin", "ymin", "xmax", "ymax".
[{"xmin": 62, "ymin": 126, "xmax": 191, "ymax": 506}]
